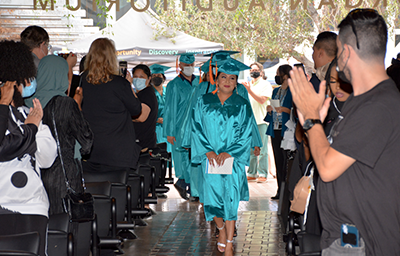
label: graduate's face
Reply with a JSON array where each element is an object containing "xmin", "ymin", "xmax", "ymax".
[{"xmin": 217, "ymin": 72, "xmax": 237, "ymax": 94}]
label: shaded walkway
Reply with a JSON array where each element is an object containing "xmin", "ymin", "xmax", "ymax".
[{"xmin": 122, "ymin": 177, "xmax": 286, "ymax": 256}]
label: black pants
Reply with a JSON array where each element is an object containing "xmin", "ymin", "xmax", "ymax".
[
  {"xmin": 271, "ymin": 130, "xmax": 287, "ymax": 196},
  {"xmin": 0, "ymin": 214, "xmax": 48, "ymax": 256}
]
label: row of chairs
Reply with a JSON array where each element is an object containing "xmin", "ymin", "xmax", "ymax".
[
  {"xmin": 278, "ymin": 151, "xmax": 322, "ymax": 256},
  {"xmin": 0, "ymin": 143, "xmax": 173, "ymax": 256}
]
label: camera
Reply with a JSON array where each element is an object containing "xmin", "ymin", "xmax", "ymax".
[{"xmin": 58, "ymin": 53, "xmax": 69, "ymax": 59}]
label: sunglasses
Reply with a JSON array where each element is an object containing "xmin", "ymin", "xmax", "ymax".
[{"xmin": 345, "ymin": 8, "xmax": 379, "ymax": 50}]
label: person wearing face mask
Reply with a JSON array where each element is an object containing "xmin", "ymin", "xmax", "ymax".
[
  {"xmin": 20, "ymin": 26, "xmax": 77, "ymax": 86},
  {"xmin": 163, "ymin": 53, "xmax": 200, "ymax": 200},
  {"xmin": 265, "ymin": 64, "xmax": 293, "ymax": 200},
  {"xmin": 323, "ymin": 58, "xmax": 352, "ymax": 135},
  {"xmin": 243, "ymin": 62, "xmax": 273, "ymax": 183},
  {"xmin": 150, "ymin": 64, "xmax": 171, "ymax": 151},
  {"xmin": 0, "ymin": 40, "xmax": 57, "ymax": 256},
  {"xmin": 24, "ymin": 55, "xmax": 94, "ymax": 218},
  {"xmin": 132, "ymin": 64, "xmax": 158, "ymax": 151},
  {"xmin": 310, "ymin": 31, "xmax": 338, "ymax": 93},
  {"xmin": 20, "ymin": 25, "xmax": 50, "ymax": 69}
]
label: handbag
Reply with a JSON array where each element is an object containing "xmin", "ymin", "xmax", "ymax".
[
  {"xmin": 290, "ymin": 161, "xmax": 314, "ymax": 214},
  {"xmin": 52, "ymin": 111, "xmax": 95, "ymax": 222}
]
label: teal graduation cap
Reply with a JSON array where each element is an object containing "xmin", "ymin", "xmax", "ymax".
[
  {"xmin": 217, "ymin": 58, "xmax": 250, "ymax": 76},
  {"xmin": 204, "ymin": 50, "xmax": 240, "ymax": 58},
  {"xmin": 150, "ymin": 64, "xmax": 170, "ymax": 75},
  {"xmin": 201, "ymin": 50, "xmax": 241, "ymax": 73},
  {"xmin": 177, "ymin": 52, "xmax": 196, "ymax": 64}
]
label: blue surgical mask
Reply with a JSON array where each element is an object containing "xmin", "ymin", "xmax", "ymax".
[
  {"xmin": 22, "ymin": 78, "xmax": 37, "ymax": 98},
  {"xmin": 132, "ymin": 78, "xmax": 147, "ymax": 92}
]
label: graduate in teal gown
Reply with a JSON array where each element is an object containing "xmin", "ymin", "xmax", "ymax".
[
  {"xmin": 150, "ymin": 64, "xmax": 171, "ymax": 152},
  {"xmin": 191, "ymin": 59, "xmax": 253, "ymax": 255},
  {"xmin": 180, "ymin": 51, "xmax": 262, "ymax": 202},
  {"xmin": 163, "ymin": 53, "xmax": 199, "ymax": 199}
]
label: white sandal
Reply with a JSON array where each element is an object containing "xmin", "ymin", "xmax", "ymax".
[{"xmin": 216, "ymin": 222, "xmax": 226, "ymax": 252}]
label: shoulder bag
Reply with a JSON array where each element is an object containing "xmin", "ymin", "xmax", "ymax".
[{"xmin": 52, "ymin": 111, "xmax": 95, "ymax": 222}]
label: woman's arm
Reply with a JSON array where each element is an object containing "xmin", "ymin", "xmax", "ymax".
[
  {"xmin": 133, "ymin": 103, "xmax": 150, "ymax": 122},
  {"xmin": 35, "ymin": 122, "xmax": 57, "ymax": 168},
  {"xmin": 243, "ymin": 82, "xmax": 269, "ymax": 104}
]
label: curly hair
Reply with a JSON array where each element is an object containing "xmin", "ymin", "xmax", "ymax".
[
  {"xmin": 20, "ymin": 25, "xmax": 49, "ymax": 51},
  {"xmin": 0, "ymin": 40, "xmax": 36, "ymax": 87},
  {"xmin": 85, "ymin": 38, "xmax": 118, "ymax": 85}
]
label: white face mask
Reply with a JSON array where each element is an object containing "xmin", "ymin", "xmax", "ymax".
[
  {"xmin": 182, "ymin": 66, "xmax": 195, "ymax": 77},
  {"xmin": 132, "ymin": 78, "xmax": 147, "ymax": 92}
]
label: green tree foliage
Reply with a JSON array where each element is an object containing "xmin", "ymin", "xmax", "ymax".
[{"xmin": 154, "ymin": 0, "xmax": 399, "ymax": 65}]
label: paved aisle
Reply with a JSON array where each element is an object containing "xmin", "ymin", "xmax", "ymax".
[{"xmin": 121, "ymin": 177, "xmax": 286, "ymax": 256}]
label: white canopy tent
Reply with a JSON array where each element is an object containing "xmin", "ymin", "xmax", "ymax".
[{"xmin": 56, "ymin": 8, "xmax": 223, "ymax": 66}]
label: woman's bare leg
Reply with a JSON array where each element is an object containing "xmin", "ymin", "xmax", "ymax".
[
  {"xmin": 225, "ymin": 220, "xmax": 235, "ymax": 255},
  {"xmin": 214, "ymin": 217, "xmax": 226, "ymax": 252}
]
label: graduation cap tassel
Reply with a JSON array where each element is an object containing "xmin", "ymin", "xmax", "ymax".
[
  {"xmin": 209, "ymin": 54, "xmax": 215, "ymax": 86},
  {"xmin": 211, "ymin": 60, "xmax": 219, "ymax": 94}
]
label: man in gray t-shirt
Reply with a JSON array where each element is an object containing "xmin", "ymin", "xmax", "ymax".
[{"xmin": 288, "ymin": 9, "xmax": 400, "ymax": 256}]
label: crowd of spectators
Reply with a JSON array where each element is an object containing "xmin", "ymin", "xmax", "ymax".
[{"xmin": 1, "ymin": 8, "xmax": 400, "ymax": 255}]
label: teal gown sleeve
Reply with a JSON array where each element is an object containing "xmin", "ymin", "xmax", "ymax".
[
  {"xmin": 154, "ymin": 87, "xmax": 168, "ymax": 145},
  {"xmin": 163, "ymin": 79, "xmax": 177, "ymax": 138},
  {"xmin": 180, "ymin": 81, "xmax": 208, "ymax": 148}
]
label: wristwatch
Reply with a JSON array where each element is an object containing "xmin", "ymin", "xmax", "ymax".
[{"xmin": 302, "ymin": 119, "xmax": 322, "ymax": 131}]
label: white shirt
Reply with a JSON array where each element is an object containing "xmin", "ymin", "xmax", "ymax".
[{"xmin": 248, "ymin": 78, "xmax": 273, "ymax": 125}]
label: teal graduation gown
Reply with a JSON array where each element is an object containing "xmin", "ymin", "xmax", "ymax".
[
  {"xmin": 192, "ymin": 93, "xmax": 253, "ymax": 221},
  {"xmin": 181, "ymin": 81, "xmax": 262, "ymax": 199},
  {"xmin": 153, "ymin": 86, "xmax": 171, "ymax": 152},
  {"xmin": 163, "ymin": 74, "xmax": 199, "ymax": 182}
]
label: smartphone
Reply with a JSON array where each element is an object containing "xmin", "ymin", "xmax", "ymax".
[
  {"xmin": 119, "ymin": 61, "xmax": 128, "ymax": 78},
  {"xmin": 341, "ymin": 224, "xmax": 359, "ymax": 248},
  {"xmin": 58, "ymin": 53, "xmax": 69, "ymax": 59},
  {"xmin": 294, "ymin": 63, "xmax": 306, "ymax": 75}
]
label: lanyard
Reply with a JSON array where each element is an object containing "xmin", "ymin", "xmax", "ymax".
[{"xmin": 276, "ymin": 87, "xmax": 287, "ymax": 104}]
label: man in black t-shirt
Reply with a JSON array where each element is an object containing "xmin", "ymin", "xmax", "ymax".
[{"xmin": 288, "ymin": 9, "xmax": 400, "ymax": 256}]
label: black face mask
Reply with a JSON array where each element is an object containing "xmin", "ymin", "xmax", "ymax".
[
  {"xmin": 151, "ymin": 77, "xmax": 164, "ymax": 86},
  {"xmin": 336, "ymin": 47, "xmax": 351, "ymax": 84},
  {"xmin": 250, "ymin": 71, "xmax": 261, "ymax": 78},
  {"xmin": 275, "ymin": 75, "xmax": 283, "ymax": 85}
]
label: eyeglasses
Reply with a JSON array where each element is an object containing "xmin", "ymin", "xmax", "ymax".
[
  {"xmin": 43, "ymin": 42, "xmax": 52, "ymax": 51},
  {"xmin": 345, "ymin": 8, "xmax": 379, "ymax": 50}
]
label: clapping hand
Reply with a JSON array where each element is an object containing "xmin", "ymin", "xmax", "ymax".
[{"xmin": 25, "ymin": 98, "xmax": 43, "ymax": 127}]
